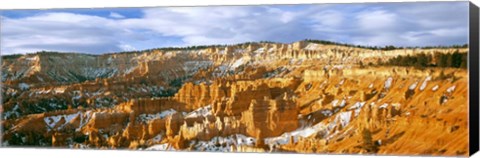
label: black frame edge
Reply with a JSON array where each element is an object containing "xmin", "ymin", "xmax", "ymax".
[{"xmin": 469, "ymin": 1, "xmax": 480, "ymax": 156}]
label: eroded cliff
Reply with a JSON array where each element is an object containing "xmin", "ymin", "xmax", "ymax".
[{"xmin": 1, "ymin": 40, "xmax": 469, "ymax": 156}]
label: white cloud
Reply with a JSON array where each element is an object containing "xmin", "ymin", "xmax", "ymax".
[
  {"xmin": 118, "ymin": 44, "xmax": 135, "ymax": 51},
  {"xmin": 1, "ymin": 12, "xmax": 129, "ymax": 54},
  {"xmin": 356, "ymin": 10, "xmax": 397, "ymax": 31},
  {"xmin": 310, "ymin": 10, "xmax": 344, "ymax": 28},
  {"xmin": 109, "ymin": 12, "xmax": 125, "ymax": 19},
  {"xmin": 0, "ymin": 2, "xmax": 469, "ymax": 55},
  {"xmin": 265, "ymin": 7, "xmax": 299, "ymax": 23},
  {"xmin": 120, "ymin": 6, "xmax": 307, "ymax": 46}
]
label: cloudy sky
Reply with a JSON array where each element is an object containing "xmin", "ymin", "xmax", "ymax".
[{"xmin": 0, "ymin": 1, "xmax": 469, "ymax": 55}]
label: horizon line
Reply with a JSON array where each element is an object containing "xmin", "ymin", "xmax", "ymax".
[{"xmin": 1, "ymin": 39, "xmax": 469, "ymax": 57}]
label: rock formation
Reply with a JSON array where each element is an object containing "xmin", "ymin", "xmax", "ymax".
[{"xmin": 1, "ymin": 40, "xmax": 469, "ymax": 156}]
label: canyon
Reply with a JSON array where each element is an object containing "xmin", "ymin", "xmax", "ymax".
[{"xmin": 0, "ymin": 40, "xmax": 469, "ymax": 156}]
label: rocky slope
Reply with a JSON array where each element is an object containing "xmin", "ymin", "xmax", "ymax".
[{"xmin": 0, "ymin": 40, "xmax": 469, "ymax": 156}]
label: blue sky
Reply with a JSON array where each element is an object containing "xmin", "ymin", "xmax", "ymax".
[{"xmin": 0, "ymin": 2, "xmax": 469, "ymax": 55}]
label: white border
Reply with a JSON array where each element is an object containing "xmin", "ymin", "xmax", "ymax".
[{"xmin": 0, "ymin": 0, "xmax": 479, "ymax": 158}]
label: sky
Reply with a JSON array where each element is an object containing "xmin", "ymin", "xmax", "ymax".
[{"xmin": 0, "ymin": 1, "xmax": 470, "ymax": 55}]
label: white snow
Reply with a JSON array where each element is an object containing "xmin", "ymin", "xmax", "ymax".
[
  {"xmin": 164, "ymin": 52, "xmax": 175, "ymax": 57},
  {"xmin": 18, "ymin": 83, "xmax": 30, "ymax": 90},
  {"xmin": 267, "ymin": 47, "xmax": 275, "ymax": 52},
  {"xmin": 183, "ymin": 61, "xmax": 213, "ymax": 74},
  {"xmin": 379, "ymin": 103, "xmax": 389, "ymax": 109},
  {"xmin": 81, "ymin": 67, "xmax": 118, "ymax": 79},
  {"xmin": 192, "ymin": 134, "xmax": 255, "ymax": 152},
  {"xmin": 3, "ymin": 104, "xmax": 20, "ymax": 119},
  {"xmin": 264, "ymin": 122, "xmax": 327, "ymax": 145},
  {"xmin": 368, "ymin": 83, "xmax": 374, "ymax": 89},
  {"xmin": 25, "ymin": 56, "xmax": 39, "ymax": 61},
  {"xmin": 125, "ymin": 66, "xmax": 136, "ymax": 74},
  {"xmin": 336, "ymin": 111, "xmax": 352, "ymax": 128},
  {"xmin": 77, "ymin": 111, "xmax": 92, "ymax": 132},
  {"xmin": 218, "ymin": 50, "xmax": 226, "ymax": 55},
  {"xmin": 138, "ymin": 109, "xmax": 177, "ymax": 122},
  {"xmin": 151, "ymin": 134, "xmax": 163, "ymax": 143},
  {"xmin": 230, "ymin": 57, "xmax": 246, "ymax": 70},
  {"xmin": 43, "ymin": 116, "xmax": 61, "ymax": 129},
  {"xmin": 321, "ymin": 110, "xmax": 333, "ymax": 116},
  {"xmin": 385, "ymin": 77, "xmax": 393, "ymax": 89},
  {"xmin": 331, "ymin": 100, "xmax": 339, "ymax": 107},
  {"xmin": 185, "ymin": 105, "xmax": 212, "ymax": 118},
  {"xmin": 419, "ymin": 76, "xmax": 432, "ymax": 91},
  {"xmin": 304, "ymin": 43, "xmax": 320, "ymax": 50},
  {"xmin": 254, "ymin": 48, "xmax": 265, "ymax": 54},
  {"xmin": 353, "ymin": 103, "xmax": 366, "ymax": 116},
  {"xmin": 44, "ymin": 112, "xmax": 81, "ymax": 131},
  {"xmin": 432, "ymin": 85, "xmax": 439, "ymax": 91},
  {"xmin": 234, "ymin": 49, "xmax": 246, "ymax": 53},
  {"xmin": 447, "ymin": 85, "xmax": 456, "ymax": 93},
  {"xmin": 145, "ymin": 143, "xmax": 176, "ymax": 151},
  {"xmin": 348, "ymin": 102, "xmax": 365, "ymax": 110},
  {"xmin": 13, "ymin": 104, "xmax": 20, "ymax": 111},
  {"xmin": 391, "ymin": 103, "xmax": 401, "ymax": 108},
  {"xmin": 338, "ymin": 99, "xmax": 347, "ymax": 108},
  {"xmin": 409, "ymin": 81, "xmax": 418, "ymax": 90}
]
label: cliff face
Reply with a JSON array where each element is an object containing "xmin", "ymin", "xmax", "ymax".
[{"xmin": 1, "ymin": 41, "xmax": 469, "ymax": 156}]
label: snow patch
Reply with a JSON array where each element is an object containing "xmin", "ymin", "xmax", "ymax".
[
  {"xmin": 265, "ymin": 122, "xmax": 327, "ymax": 145},
  {"xmin": 304, "ymin": 43, "xmax": 320, "ymax": 50},
  {"xmin": 145, "ymin": 143, "xmax": 176, "ymax": 151},
  {"xmin": 230, "ymin": 57, "xmax": 247, "ymax": 70},
  {"xmin": 152, "ymin": 134, "xmax": 163, "ymax": 143},
  {"xmin": 138, "ymin": 109, "xmax": 177, "ymax": 122},
  {"xmin": 446, "ymin": 85, "xmax": 456, "ymax": 93},
  {"xmin": 432, "ymin": 85, "xmax": 439, "ymax": 91},
  {"xmin": 419, "ymin": 76, "xmax": 431, "ymax": 91},
  {"xmin": 321, "ymin": 110, "xmax": 333, "ymax": 116},
  {"xmin": 409, "ymin": 81, "xmax": 418, "ymax": 90},
  {"xmin": 391, "ymin": 103, "xmax": 401, "ymax": 108},
  {"xmin": 185, "ymin": 105, "xmax": 212, "ymax": 118},
  {"xmin": 18, "ymin": 83, "xmax": 30, "ymax": 90},
  {"xmin": 385, "ymin": 77, "xmax": 393, "ymax": 89},
  {"xmin": 336, "ymin": 99, "xmax": 347, "ymax": 108},
  {"xmin": 218, "ymin": 50, "xmax": 226, "ymax": 55},
  {"xmin": 331, "ymin": 100, "xmax": 339, "ymax": 107},
  {"xmin": 368, "ymin": 83, "xmax": 374, "ymax": 89},
  {"xmin": 336, "ymin": 111, "xmax": 352, "ymax": 128},
  {"xmin": 267, "ymin": 47, "xmax": 275, "ymax": 52},
  {"xmin": 77, "ymin": 111, "xmax": 92, "ymax": 132},
  {"xmin": 348, "ymin": 102, "xmax": 365, "ymax": 110},
  {"xmin": 379, "ymin": 103, "xmax": 389, "ymax": 109},
  {"xmin": 44, "ymin": 112, "xmax": 81, "ymax": 131},
  {"xmin": 192, "ymin": 134, "xmax": 255, "ymax": 152},
  {"xmin": 254, "ymin": 48, "xmax": 265, "ymax": 54},
  {"xmin": 25, "ymin": 56, "xmax": 39, "ymax": 61}
]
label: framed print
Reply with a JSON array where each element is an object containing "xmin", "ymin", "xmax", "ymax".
[{"xmin": 1, "ymin": 1, "xmax": 479, "ymax": 157}]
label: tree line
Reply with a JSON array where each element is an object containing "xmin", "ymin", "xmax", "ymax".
[
  {"xmin": 373, "ymin": 51, "xmax": 467, "ymax": 69},
  {"xmin": 304, "ymin": 39, "xmax": 468, "ymax": 51}
]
